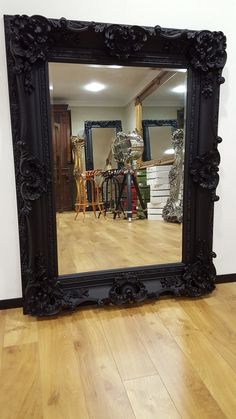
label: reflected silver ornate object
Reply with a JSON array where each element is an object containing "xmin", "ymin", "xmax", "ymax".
[
  {"xmin": 112, "ymin": 130, "xmax": 144, "ymax": 169},
  {"xmin": 162, "ymin": 129, "xmax": 184, "ymax": 223}
]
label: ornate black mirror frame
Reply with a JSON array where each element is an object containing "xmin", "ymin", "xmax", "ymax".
[
  {"xmin": 142, "ymin": 119, "xmax": 178, "ymax": 161},
  {"xmin": 84, "ymin": 120, "xmax": 122, "ymax": 170},
  {"xmin": 4, "ymin": 15, "xmax": 227, "ymax": 317}
]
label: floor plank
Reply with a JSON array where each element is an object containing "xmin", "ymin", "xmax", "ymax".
[
  {"xmin": 3, "ymin": 308, "xmax": 38, "ymax": 347},
  {"xmin": 98, "ymin": 307, "xmax": 157, "ymax": 380},
  {"xmin": 176, "ymin": 331, "xmax": 236, "ymax": 419},
  {"xmin": 156, "ymin": 300, "xmax": 199, "ymax": 336},
  {"xmin": 0, "ymin": 310, "xmax": 5, "ymax": 369},
  {"xmin": 0, "ymin": 343, "xmax": 43, "ymax": 419},
  {"xmin": 129, "ymin": 304, "xmax": 226, "ymax": 419},
  {"xmin": 0, "ymin": 283, "xmax": 236, "ymax": 418},
  {"xmin": 70, "ymin": 309, "xmax": 135, "ymax": 419},
  {"xmin": 38, "ymin": 316, "xmax": 89, "ymax": 419},
  {"xmin": 124, "ymin": 374, "xmax": 181, "ymax": 419}
]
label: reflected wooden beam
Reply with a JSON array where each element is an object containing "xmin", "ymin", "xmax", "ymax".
[
  {"xmin": 135, "ymin": 102, "xmax": 142, "ymax": 134},
  {"xmin": 135, "ymin": 71, "xmax": 177, "ymax": 105}
]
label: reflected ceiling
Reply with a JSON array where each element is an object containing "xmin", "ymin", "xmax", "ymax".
[{"xmin": 49, "ymin": 63, "xmax": 186, "ymax": 107}]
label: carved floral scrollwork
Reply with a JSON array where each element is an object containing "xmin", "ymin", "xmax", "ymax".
[
  {"xmin": 9, "ymin": 14, "xmax": 52, "ymax": 93},
  {"xmin": 16, "ymin": 141, "xmax": 50, "ymax": 215},
  {"xmin": 160, "ymin": 276, "xmax": 184, "ymax": 291},
  {"xmin": 98, "ymin": 24, "xmax": 149, "ymax": 59},
  {"xmin": 189, "ymin": 30, "xmax": 227, "ymax": 72},
  {"xmin": 190, "ymin": 137, "xmax": 222, "ymax": 201},
  {"xmin": 183, "ymin": 240, "xmax": 216, "ymax": 297},
  {"xmin": 109, "ymin": 273, "xmax": 148, "ymax": 305},
  {"xmin": 188, "ymin": 30, "xmax": 226, "ymax": 98},
  {"xmin": 24, "ymin": 254, "xmax": 89, "ymax": 316}
]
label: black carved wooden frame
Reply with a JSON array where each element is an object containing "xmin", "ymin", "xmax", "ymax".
[
  {"xmin": 4, "ymin": 15, "xmax": 227, "ymax": 316},
  {"xmin": 142, "ymin": 119, "xmax": 177, "ymax": 160},
  {"xmin": 84, "ymin": 120, "xmax": 122, "ymax": 170}
]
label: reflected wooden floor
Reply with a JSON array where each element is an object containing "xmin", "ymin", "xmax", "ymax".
[
  {"xmin": 57, "ymin": 211, "xmax": 182, "ymax": 275},
  {"xmin": 1, "ymin": 283, "xmax": 236, "ymax": 418}
]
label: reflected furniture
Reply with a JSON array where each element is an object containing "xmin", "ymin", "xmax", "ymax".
[
  {"xmin": 100, "ymin": 169, "xmax": 124, "ymax": 217},
  {"xmin": 71, "ymin": 136, "xmax": 105, "ymax": 219},
  {"xmin": 52, "ymin": 105, "xmax": 74, "ymax": 211},
  {"xmin": 146, "ymin": 166, "xmax": 171, "ymax": 220},
  {"xmin": 75, "ymin": 170, "xmax": 105, "ymax": 220}
]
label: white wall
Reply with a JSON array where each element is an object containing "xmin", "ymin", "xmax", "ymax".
[
  {"xmin": 143, "ymin": 106, "xmax": 178, "ymax": 120},
  {"xmin": 70, "ymin": 106, "xmax": 125, "ymax": 137},
  {"xmin": 0, "ymin": 0, "xmax": 235, "ymax": 299},
  {"xmin": 123, "ymin": 100, "xmax": 136, "ymax": 132}
]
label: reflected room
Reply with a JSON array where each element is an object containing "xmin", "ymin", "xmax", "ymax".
[{"xmin": 49, "ymin": 63, "xmax": 187, "ymax": 275}]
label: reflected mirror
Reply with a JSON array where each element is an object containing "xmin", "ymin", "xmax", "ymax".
[
  {"xmin": 92, "ymin": 127, "xmax": 117, "ymax": 169},
  {"xmin": 49, "ymin": 63, "xmax": 187, "ymax": 275}
]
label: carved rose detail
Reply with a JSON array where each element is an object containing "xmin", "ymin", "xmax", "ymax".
[
  {"xmin": 24, "ymin": 254, "xmax": 89, "ymax": 316},
  {"xmin": 16, "ymin": 142, "xmax": 50, "ymax": 215},
  {"xmin": 190, "ymin": 30, "xmax": 227, "ymax": 72},
  {"xmin": 104, "ymin": 24, "xmax": 148, "ymax": 58},
  {"xmin": 190, "ymin": 137, "xmax": 222, "ymax": 201},
  {"xmin": 183, "ymin": 240, "xmax": 216, "ymax": 297},
  {"xmin": 109, "ymin": 273, "xmax": 148, "ymax": 304},
  {"xmin": 10, "ymin": 15, "xmax": 52, "ymax": 92}
]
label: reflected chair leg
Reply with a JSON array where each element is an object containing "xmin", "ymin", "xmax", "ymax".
[
  {"xmin": 96, "ymin": 185, "xmax": 105, "ymax": 218},
  {"xmin": 82, "ymin": 179, "xmax": 86, "ymax": 221},
  {"xmin": 114, "ymin": 175, "xmax": 126, "ymax": 219},
  {"xmin": 132, "ymin": 175, "xmax": 147, "ymax": 218},
  {"xmin": 126, "ymin": 171, "xmax": 132, "ymax": 221},
  {"xmin": 90, "ymin": 179, "xmax": 97, "ymax": 218},
  {"xmin": 75, "ymin": 179, "xmax": 81, "ymax": 220}
]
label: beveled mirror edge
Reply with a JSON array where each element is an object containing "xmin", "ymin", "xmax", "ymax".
[{"xmin": 4, "ymin": 14, "xmax": 227, "ymax": 316}]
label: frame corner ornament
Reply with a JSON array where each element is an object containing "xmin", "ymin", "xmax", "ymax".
[
  {"xmin": 9, "ymin": 14, "xmax": 53, "ymax": 93},
  {"xmin": 189, "ymin": 30, "xmax": 227, "ymax": 73},
  {"xmin": 24, "ymin": 254, "xmax": 89, "ymax": 316},
  {"xmin": 189, "ymin": 30, "xmax": 227, "ymax": 98},
  {"xmin": 183, "ymin": 240, "xmax": 216, "ymax": 297}
]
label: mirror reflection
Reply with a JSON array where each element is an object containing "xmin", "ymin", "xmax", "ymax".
[{"xmin": 49, "ymin": 63, "xmax": 187, "ymax": 275}]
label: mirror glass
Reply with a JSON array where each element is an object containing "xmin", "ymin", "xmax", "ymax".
[
  {"xmin": 49, "ymin": 63, "xmax": 187, "ymax": 275},
  {"xmin": 149, "ymin": 126, "xmax": 174, "ymax": 160}
]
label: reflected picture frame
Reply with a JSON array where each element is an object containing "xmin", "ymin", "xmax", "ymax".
[{"xmin": 4, "ymin": 15, "xmax": 227, "ymax": 316}]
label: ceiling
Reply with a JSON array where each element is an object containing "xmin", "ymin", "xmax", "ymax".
[{"xmin": 49, "ymin": 63, "xmax": 187, "ymax": 107}]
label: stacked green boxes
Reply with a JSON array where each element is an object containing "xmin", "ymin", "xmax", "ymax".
[{"xmin": 136, "ymin": 169, "xmax": 150, "ymax": 219}]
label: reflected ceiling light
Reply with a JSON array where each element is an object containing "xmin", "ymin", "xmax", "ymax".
[
  {"xmin": 172, "ymin": 85, "xmax": 186, "ymax": 93},
  {"xmin": 89, "ymin": 64, "xmax": 103, "ymax": 68},
  {"xmin": 49, "ymin": 84, "xmax": 53, "ymax": 91},
  {"xmin": 108, "ymin": 65, "xmax": 123, "ymax": 69},
  {"xmin": 164, "ymin": 148, "xmax": 175, "ymax": 155},
  {"xmin": 176, "ymin": 69, "xmax": 187, "ymax": 73},
  {"xmin": 84, "ymin": 82, "xmax": 106, "ymax": 92}
]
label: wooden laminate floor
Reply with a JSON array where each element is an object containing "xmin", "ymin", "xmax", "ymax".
[
  {"xmin": 57, "ymin": 212, "xmax": 182, "ymax": 275},
  {"xmin": 1, "ymin": 283, "xmax": 236, "ymax": 418}
]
